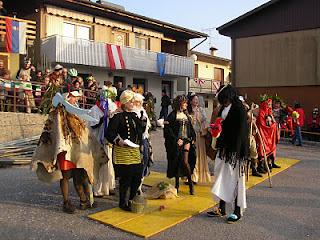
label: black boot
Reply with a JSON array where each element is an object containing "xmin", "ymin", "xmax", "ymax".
[
  {"xmin": 271, "ymin": 158, "xmax": 281, "ymax": 168},
  {"xmin": 187, "ymin": 176, "xmax": 194, "ymax": 195},
  {"xmin": 252, "ymin": 166, "xmax": 263, "ymax": 177},
  {"xmin": 175, "ymin": 177, "xmax": 179, "ymax": 193}
]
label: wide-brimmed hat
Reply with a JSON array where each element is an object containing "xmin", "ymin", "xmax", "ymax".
[{"xmin": 54, "ymin": 64, "xmax": 63, "ymax": 71}]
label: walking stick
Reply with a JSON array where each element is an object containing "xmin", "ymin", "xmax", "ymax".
[{"xmin": 254, "ymin": 121, "xmax": 272, "ymax": 188}]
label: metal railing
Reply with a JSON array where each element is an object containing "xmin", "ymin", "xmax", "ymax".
[
  {"xmin": 189, "ymin": 77, "xmax": 221, "ymax": 94},
  {"xmin": 41, "ymin": 35, "xmax": 194, "ymax": 77},
  {"xmin": 0, "ymin": 78, "xmax": 97, "ymax": 113}
]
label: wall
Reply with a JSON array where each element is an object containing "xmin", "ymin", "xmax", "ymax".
[
  {"xmin": 235, "ymin": 28, "xmax": 320, "ymax": 88},
  {"xmin": 238, "ymin": 85, "xmax": 320, "ymax": 117},
  {"xmin": 0, "ymin": 112, "xmax": 46, "ymax": 143}
]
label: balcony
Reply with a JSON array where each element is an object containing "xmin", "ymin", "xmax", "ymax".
[
  {"xmin": 189, "ymin": 77, "xmax": 221, "ymax": 94},
  {"xmin": 41, "ymin": 35, "xmax": 194, "ymax": 77},
  {"xmin": 0, "ymin": 16, "xmax": 36, "ymax": 46}
]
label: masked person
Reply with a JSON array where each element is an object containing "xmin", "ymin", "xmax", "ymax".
[
  {"xmin": 32, "ymin": 91, "xmax": 106, "ymax": 213},
  {"xmin": 207, "ymin": 85, "xmax": 249, "ymax": 223}
]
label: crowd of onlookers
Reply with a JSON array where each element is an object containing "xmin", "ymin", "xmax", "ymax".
[{"xmin": 0, "ymin": 59, "xmax": 319, "ymax": 138}]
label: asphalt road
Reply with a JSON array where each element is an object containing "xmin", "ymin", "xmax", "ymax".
[{"xmin": 0, "ymin": 130, "xmax": 319, "ymax": 240}]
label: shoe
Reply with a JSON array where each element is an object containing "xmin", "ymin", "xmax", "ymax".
[
  {"xmin": 296, "ymin": 144, "xmax": 302, "ymax": 146},
  {"xmin": 227, "ymin": 213, "xmax": 241, "ymax": 223},
  {"xmin": 63, "ymin": 200, "xmax": 75, "ymax": 214},
  {"xmin": 119, "ymin": 204, "xmax": 131, "ymax": 212},
  {"xmin": 272, "ymin": 163, "xmax": 281, "ymax": 168},
  {"xmin": 79, "ymin": 200, "xmax": 90, "ymax": 210},
  {"xmin": 252, "ymin": 167, "xmax": 263, "ymax": 177},
  {"xmin": 207, "ymin": 208, "xmax": 226, "ymax": 217},
  {"xmin": 257, "ymin": 166, "xmax": 267, "ymax": 174}
]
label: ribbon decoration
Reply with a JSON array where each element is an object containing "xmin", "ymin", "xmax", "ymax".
[
  {"xmin": 100, "ymin": 94, "xmax": 109, "ymax": 144},
  {"xmin": 194, "ymin": 78, "xmax": 205, "ymax": 86}
]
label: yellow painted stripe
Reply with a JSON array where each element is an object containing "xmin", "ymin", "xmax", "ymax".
[{"xmin": 88, "ymin": 157, "xmax": 299, "ymax": 238}]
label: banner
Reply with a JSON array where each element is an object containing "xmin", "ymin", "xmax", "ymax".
[
  {"xmin": 157, "ymin": 53, "xmax": 166, "ymax": 77},
  {"xmin": 5, "ymin": 18, "xmax": 27, "ymax": 54},
  {"xmin": 105, "ymin": 44, "xmax": 125, "ymax": 70}
]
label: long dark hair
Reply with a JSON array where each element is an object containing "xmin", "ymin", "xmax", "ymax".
[
  {"xmin": 172, "ymin": 95, "xmax": 187, "ymax": 112},
  {"xmin": 217, "ymin": 85, "xmax": 239, "ymax": 105}
]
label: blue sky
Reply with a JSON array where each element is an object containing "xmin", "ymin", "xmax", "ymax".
[{"xmin": 105, "ymin": 0, "xmax": 270, "ymax": 59}]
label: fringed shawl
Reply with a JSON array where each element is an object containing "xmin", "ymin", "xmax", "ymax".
[{"xmin": 216, "ymin": 100, "xmax": 249, "ymax": 170}]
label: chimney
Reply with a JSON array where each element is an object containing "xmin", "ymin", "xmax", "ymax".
[{"xmin": 209, "ymin": 47, "xmax": 218, "ymax": 56}]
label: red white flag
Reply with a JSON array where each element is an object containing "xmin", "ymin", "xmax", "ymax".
[
  {"xmin": 105, "ymin": 44, "xmax": 125, "ymax": 70},
  {"xmin": 212, "ymin": 81, "xmax": 220, "ymax": 91}
]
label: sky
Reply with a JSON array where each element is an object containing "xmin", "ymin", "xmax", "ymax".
[{"xmin": 103, "ymin": 0, "xmax": 270, "ymax": 59}]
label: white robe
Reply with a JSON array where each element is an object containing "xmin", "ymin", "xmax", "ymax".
[{"xmin": 88, "ymin": 105, "xmax": 116, "ymax": 196}]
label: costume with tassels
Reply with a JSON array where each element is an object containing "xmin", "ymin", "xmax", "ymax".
[
  {"xmin": 32, "ymin": 91, "xmax": 107, "ymax": 213},
  {"xmin": 208, "ymin": 85, "xmax": 249, "ymax": 223}
]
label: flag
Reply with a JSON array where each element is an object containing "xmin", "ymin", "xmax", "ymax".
[
  {"xmin": 105, "ymin": 44, "xmax": 125, "ymax": 70},
  {"xmin": 157, "ymin": 53, "xmax": 166, "ymax": 77},
  {"xmin": 5, "ymin": 18, "xmax": 27, "ymax": 54}
]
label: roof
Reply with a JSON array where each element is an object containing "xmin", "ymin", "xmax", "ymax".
[
  {"xmin": 45, "ymin": 0, "xmax": 209, "ymax": 39},
  {"xmin": 217, "ymin": 0, "xmax": 280, "ymax": 32},
  {"xmin": 191, "ymin": 51, "xmax": 231, "ymax": 66}
]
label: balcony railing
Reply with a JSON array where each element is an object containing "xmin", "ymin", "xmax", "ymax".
[
  {"xmin": 189, "ymin": 78, "xmax": 221, "ymax": 94},
  {"xmin": 0, "ymin": 16, "xmax": 36, "ymax": 46},
  {"xmin": 41, "ymin": 35, "xmax": 194, "ymax": 77}
]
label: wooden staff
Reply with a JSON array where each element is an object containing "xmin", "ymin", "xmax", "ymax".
[{"xmin": 253, "ymin": 121, "xmax": 272, "ymax": 188}]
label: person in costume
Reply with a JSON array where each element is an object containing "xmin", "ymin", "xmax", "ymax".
[
  {"xmin": 88, "ymin": 86, "xmax": 118, "ymax": 197},
  {"xmin": 187, "ymin": 93, "xmax": 212, "ymax": 184},
  {"xmin": 207, "ymin": 85, "xmax": 249, "ymax": 223},
  {"xmin": 32, "ymin": 91, "xmax": 106, "ymax": 213},
  {"xmin": 164, "ymin": 95, "xmax": 196, "ymax": 195},
  {"xmin": 291, "ymin": 102, "xmax": 305, "ymax": 146},
  {"xmin": 132, "ymin": 93, "xmax": 153, "ymax": 194},
  {"xmin": 256, "ymin": 97, "xmax": 280, "ymax": 173},
  {"xmin": 106, "ymin": 90, "xmax": 146, "ymax": 211}
]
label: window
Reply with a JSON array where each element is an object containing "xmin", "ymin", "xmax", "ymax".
[
  {"xmin": 204, "ymin": 100, "xmax": 209, "ymax": 108},
  {"xmin": 63, "ymin": 23, "xmax": 75, "ymax": 38},
  {"xmin": 114, "ymin": 32, "xmax": 127, "ymax": 46},
  {"xmin": 214, "ymin": 67, "xmax": 224, "ymax": 82},
  {"xmin": 194, "ymin": 64, "xmax": 198, "ymax": 78},
  {"xmin": 63, "ymin": 22, "xmax": 90, "ymax": 40},
  {"xmin": 135, "ymin": 36, "xmax": 148, "ymax": 50},
  {"xmin": 77, "ymin": 25, "xmax": 90, "ymax": 40},
  {"xmin": 133, "ymin": 78, "xmax": 145, "ymax": 94}
]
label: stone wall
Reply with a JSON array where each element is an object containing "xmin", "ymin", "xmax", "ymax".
[{"xmin": 0, "ymin": 112, "xmax": 46, "ymax": 143}]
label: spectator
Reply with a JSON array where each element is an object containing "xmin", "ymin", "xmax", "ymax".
[
  {"xmin": 49, "ymin": 64, "xmax": 63, "ymax": 87},
  {"xmin": 291, "ymin": 102, "xmax": 305, "ymax": 146},
  {"xmin": 0, "ymin": 60, "xmax": 6, "ymax": 77},
  {"xmin": 62, "ymin": 68, "xmax": 68, "ymax": 85},
  {"xmin": 0, "ymin": 1, "xmax": 8, "ymax": 16},
  {"xmin": 85, "ymin": 76, "xmax": 97, "ymax": 107},
  {"xmin": 16, "ymin": 59, "xmax": 35, "ymax": 81},
  {"xmin": 308, "ymin": 107, "xmax": 320, "ymax": 131},
  {"xmin": 19, "ymin": 72, "xmax": 36, "ymax": 113},
  {"xmin": 44, "ymin": 68, "xmax": 51, "ymax": 76},
  {"xmin": 159, "ymin": 89, "xmax": 171, "ymax": 120},
  {"xmin": 115, "ymin": 81, "xmax": 125, "ymax": 101}
]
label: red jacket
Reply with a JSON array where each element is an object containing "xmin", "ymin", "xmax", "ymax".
[{"xmin": 295, "ymin": 108, "xmax": 305, "ymax": 127}]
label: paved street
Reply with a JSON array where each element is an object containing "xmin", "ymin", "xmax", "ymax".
[{"xmin": 0, "ymin": 130, "xmax": 319, "ymax": 240}]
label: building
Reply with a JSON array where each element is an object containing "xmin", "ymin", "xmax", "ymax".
[
  {"xmin": 4, "ymin": 0, "xmax": 207, "ymax": 115},
  {"xmin": 217, "ymin": 0, "xmax": 320, "ymax": 115},
  {"xmin": 189, "ymin": 47, "xmax": 231, "ymax": 117}
]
